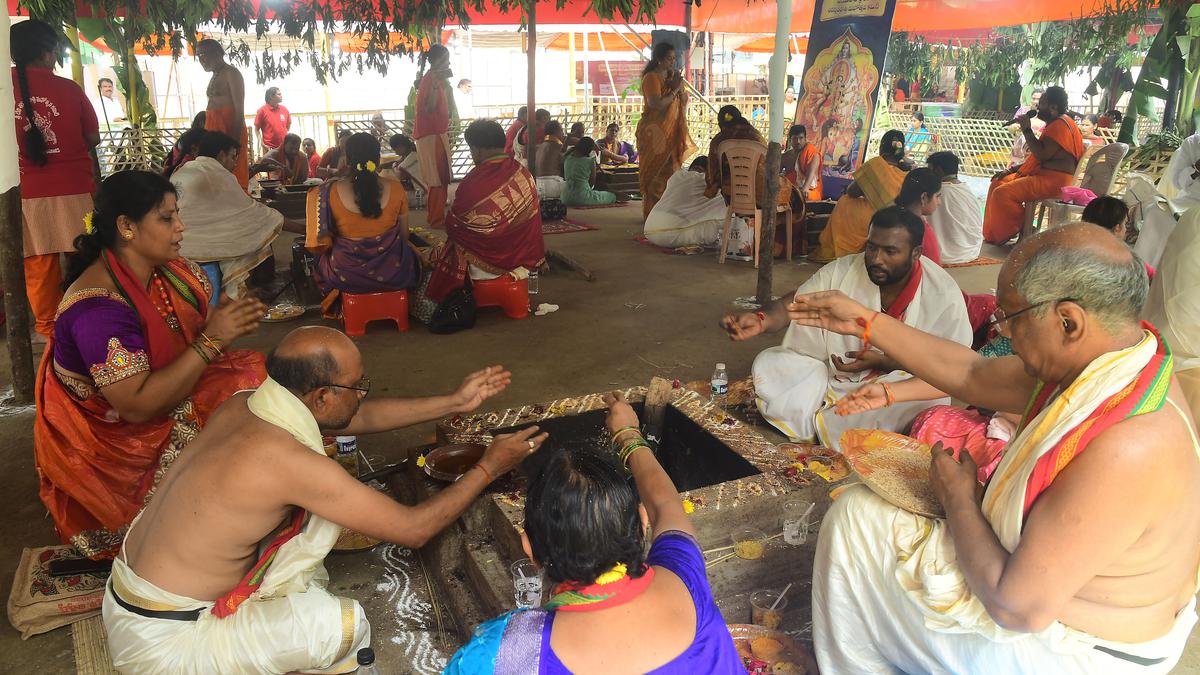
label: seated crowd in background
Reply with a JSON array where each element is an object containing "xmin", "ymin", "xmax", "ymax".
[
  {"xmin": 597, "ymin": 122, "xmax": 637, "ymax": 165},
  {"xmin": 250, "ymin": 132, "xmax": 309, "ymax": 184},
  {"xmin": 562, "ymin": 138, "xmax": 621, "ymax": 207}
]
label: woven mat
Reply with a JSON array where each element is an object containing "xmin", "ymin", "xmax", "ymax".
[
  {"xmin": 542, "ymin": 218, "xmax": 597, "ymax": 235},
  {"xmin": 944, "ymin": 256, "xmax": 1004, "ymax": 268},
  {"xmin": 72, "ymin": 615, "xmax": 118, "ymax": 675}
]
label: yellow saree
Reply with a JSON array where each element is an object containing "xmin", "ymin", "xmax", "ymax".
[
  {"xmin": 816, "ymin": 156, "xmax": 906, "ymax": 260},
  {"xmin": 636, "ymin": 71, "xmax": 696, "ymax": 218}
]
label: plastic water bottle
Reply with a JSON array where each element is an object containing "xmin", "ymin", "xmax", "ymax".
[
  {"xmin": 355, "ymin": 647, "xmax": 380, "ymax": 674},
  {"xmin": 528, "ymin": 270, "xmax": 539, "ymax": 295},
  {"xmin": 335, "ymin": 436, "xmax": 358, "ymax": 476},
  {"xmin": 711, "ymin": 363, "xmax": 729, "ymax": 410}
]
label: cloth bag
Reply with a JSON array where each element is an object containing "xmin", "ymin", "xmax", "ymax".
[{"xmin": 7, "ymin": 545, "xmax": 106, "ymax": 639}]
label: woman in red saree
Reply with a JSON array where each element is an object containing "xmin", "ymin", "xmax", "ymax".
[
  {"xmin": 423, "ymin": 120, "xmax": 546, "ymax": 305},
  {"xmin": 34, "ymin": 171, "xmax": 267, "ymax": 559}
]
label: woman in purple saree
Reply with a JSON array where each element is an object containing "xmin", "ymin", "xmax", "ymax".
[
  {"xmin": 446, "ymin": 393, "xmax": 744, "ymax": 674},
  {"xmin": 304, "ymin": 132, "xmax": 420, "ymax": 317}
]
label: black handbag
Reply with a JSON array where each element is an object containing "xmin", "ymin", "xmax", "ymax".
[{"xmin": 428, "ymin": 284, "xmax": 477, "ymax": 334}]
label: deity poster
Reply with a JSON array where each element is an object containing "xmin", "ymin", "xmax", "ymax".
[{"xmin": 794, "ymin": 0, "xmax": 898, "ymax": 192}]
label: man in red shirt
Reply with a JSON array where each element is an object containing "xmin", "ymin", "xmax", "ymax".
[{"xmin": 253, "ymin": 87, "xmax": 291, "ymax": 151}]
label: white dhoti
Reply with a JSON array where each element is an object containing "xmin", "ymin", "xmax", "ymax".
[
  {"xmin": 813, "ymin": 333, "xmax": 1200, "ymax": 674},
  {"xmin": 927, "ymin": 180, "xmax": 983, "ymax": 265},
  {"xmin": 1144, "ymin": 207, "xmax": 1200, "ymax": 417},
  {"xmin": 753, "ymin": 348, "xmax": 948, "ymax": 448},
  {"xmin": 644, "ymin": 169, "xmax": 747, "ymax": 249},
  {"xmin": 814, "ymin": 486, "xmax": 1197, "ymax": 674},
  {"xmin": 103, "ymin": 555, "xmax": 369, "ymax": 674},
  {"xmin": 172, "ymin": 156, "xmax": 284, "ymax": 299},
  {"xmin": 752, "ymin": 254, "xmax": 971, "ymax": 450},
  {"xmin": 102, "ymin": 379, "xmax": 371, "ymax": 674},
  {"xmin": 1161, "ymin": 132, "xmax": 1200, "ymax": 214}
]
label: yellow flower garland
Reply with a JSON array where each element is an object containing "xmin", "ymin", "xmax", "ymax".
[{"xmin": 83, "ymin": 211, "xmax": 95, "ymax": 235}]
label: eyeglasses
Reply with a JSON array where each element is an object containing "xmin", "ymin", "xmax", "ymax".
[
  {"xmin": 314, "ymin": 376, "xmax": 371, "ymax": 396},
  {"xmin": 986, "ymin": 298, "xmax": 1077, "ymax": 332}
]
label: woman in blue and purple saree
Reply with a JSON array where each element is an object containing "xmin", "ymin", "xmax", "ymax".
[
  {"xmin": 305, "ymin": 132, "xmax": 420, "ymax": 317},
  {"xmin": 446, "ymin": 392, "xmax": 745, "ymax": 675}
]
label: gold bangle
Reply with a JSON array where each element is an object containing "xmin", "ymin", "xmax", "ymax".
[{"xmin": 190, "ymin": 343, "xmax": 212, "ymax": 365}]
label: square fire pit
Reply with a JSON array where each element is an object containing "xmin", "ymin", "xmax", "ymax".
[{"xmin": 421, "ymin": 386, "xmax": 832, "ymax": 643}]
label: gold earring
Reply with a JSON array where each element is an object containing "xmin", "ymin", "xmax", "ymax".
[{"xmin": 122, "ymin": 231, "xmax": 133, "ymax": 240}]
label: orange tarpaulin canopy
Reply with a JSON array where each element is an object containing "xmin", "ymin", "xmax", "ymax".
[
  {"xmin": 691, "ymin": 0, "xmax": 1120, "ymax": 34},
  {"xmin": 544, "ymin": 32, "xmax": 652, "ymax": 51},
  {"xmin": 735, "ymin": 36, "xmax": 808, "ymax": 53},
  {"xmin": 333, "ymin": 31, "xmax": 454, "ymax": 53}
]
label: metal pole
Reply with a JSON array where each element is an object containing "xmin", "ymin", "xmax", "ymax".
[
  {"xmin": 526, "ymin": 0, "xmax": 538, "ymax": 177},
  {"xmin": 756, "ymin": 0, "xmax": 794, "ymax": 305}
]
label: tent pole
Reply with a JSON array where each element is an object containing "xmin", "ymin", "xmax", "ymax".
[
  {"xmin": 756, "ymin": 0, "xmax": 793, "ymax": 305},
  {"xmin": 568, "ymin": 31, "xmax": 576, "ymax": 105},
  {"xmin": 597, "ymin": 31, "xmax": 617, "ymax": 98},
  {"xmin": 526, "ymin": 0, "xmax": 538, "ymax": 177},
  {"xmin": 583, "ymin": 32, "xmax": 591, "ymax": 115}
]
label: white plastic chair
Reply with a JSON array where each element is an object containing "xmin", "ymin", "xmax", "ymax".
[{"xmin": 715, "ymin": 139, "xmax": 793, "ymax": 268}]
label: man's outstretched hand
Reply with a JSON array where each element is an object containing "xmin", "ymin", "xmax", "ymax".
[
  {"xmin": 452, "ymin": 366, "xmax": 512, "ymax": 413},
  {"xmin": 720, "ymin": 312, "xmax": 766, "ymax": 341},
  {"xmin": 480, "ymin": 426, "xmax": 548, "ymax": 479},
  {"xmin": 832, "ymin": 350, "xmax": 897, "ymax": 375},
  {"xmin": 786, "ymin": 290, "xmax": 870, "ymax": 337}
]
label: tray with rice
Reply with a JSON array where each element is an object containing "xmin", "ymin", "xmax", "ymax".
[
  {"xmin": 728, "ymin": 623, "xmax": 818, "ymax": 674},
  {"xmin": 840, "ymin": 429, "xmax": 944, "ymax": 518}
]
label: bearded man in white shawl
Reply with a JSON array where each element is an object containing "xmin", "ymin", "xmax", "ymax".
[
  {"xmin": 722, "ymin": 206, "xmax": 971, "ymax": 451},
  {"xmin": 103, "ymin": 326, "xmax": 546, "ymax": 673},
  {"xmin": 1161, "ymin": 131, "xmax": 1200, "ymax": 213},
  {"xmin": 790, "ymin": 223, "xmax": 1200, "ymax": 674},
  {"xmin": 926, "ymin": 151, "xmax": 984, "ymax": 265},
  {"xmin": 644, "ymin": 155, "xmax": 749, "ymax": 249},
  {"xmin": 171, "ymin": 130, "xmax": 291, "ymax": 300}
]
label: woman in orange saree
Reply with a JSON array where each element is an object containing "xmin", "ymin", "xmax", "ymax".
[
  {"xmin": 636, "ymin": 43, "xmax": 696, "ymax": 219},
  {"xmin": 34, "ymin": 171, "xmax": 267, "ymax": 559}
]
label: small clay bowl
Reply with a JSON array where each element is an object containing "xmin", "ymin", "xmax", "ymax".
[{"xmin": 424, "ymin": 443, "xmax": 487, "ymax": 482}]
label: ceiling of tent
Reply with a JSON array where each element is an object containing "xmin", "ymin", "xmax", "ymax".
[
  {"xmin": 689, "ymin": 0, "xmax": 1120, "ymax": 33},
  {"xmin": 6, "ymin": 0, "xmax": 1125, "ymax": 35}
]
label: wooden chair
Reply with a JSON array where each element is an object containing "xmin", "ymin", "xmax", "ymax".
[
  {"xmin": 716, "ymin": 139, "xmax": 793, "ymax": 268},
  {"xmin": 1021, "ymin": 142, "xmax": 1130, "ymax": 239}
]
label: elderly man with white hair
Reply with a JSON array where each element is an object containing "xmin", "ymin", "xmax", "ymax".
[{"xmin": 791, "ymin": 222, "xmax": 1200, "ymax": 673}]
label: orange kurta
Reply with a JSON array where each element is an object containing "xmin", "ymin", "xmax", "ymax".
[
  {"xmin": 982, "ymin": 116, "xmax": 1084, "ymax": 243},
  {"xmin": 797, "ymin": 143, "xmax": 824, "ymax": 202}
]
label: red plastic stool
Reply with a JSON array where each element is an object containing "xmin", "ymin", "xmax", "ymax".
[
  {"xmin": 473, "ymin": 276, "xmax": 529, "ymax": 320},
  {"xmin": 342, "ymin": 290, "xmax": 410, "ymax": 336}
]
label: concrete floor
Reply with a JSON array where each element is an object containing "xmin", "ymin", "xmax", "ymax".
[{"xmin": 0, "ymin": 202, "xmax": 1196, "ymax": 672}]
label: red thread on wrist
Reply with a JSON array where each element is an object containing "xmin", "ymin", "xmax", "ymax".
[{"xmin": 472, "ymin": 463, "xmax": 494, "ymax": 482}]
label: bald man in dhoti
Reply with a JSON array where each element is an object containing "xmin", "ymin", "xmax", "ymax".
[
  {"xmin": 722, "ymin": 206, "xmax": 970, "ymax": 451},
  {"xmin": 102, "ymin": 326, "xmax": 546, "ymax": 673},
  {"xmin": 791, "ymin": 223, "xmax": 1199, "ymax": 673}
]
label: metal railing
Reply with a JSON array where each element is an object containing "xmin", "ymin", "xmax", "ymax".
[{"xmin": 94, "ymin": 96, "xmax": 1173, "ymax": 187}]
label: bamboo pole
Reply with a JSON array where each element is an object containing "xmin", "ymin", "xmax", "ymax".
[{"xmin": 526, "ymin": 0, "xmax": 538, "ymax": 177}]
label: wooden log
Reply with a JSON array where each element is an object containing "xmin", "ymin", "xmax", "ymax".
[
  {"xmin": 0, "ymin": 186, "xmax": 35, "ymax": 404},
  {"xmin": 643, "ymin": 375, "xmax": 674, "ymax": 442},
  {"xmin": 756, "ymin": 141, "xmax": 782, "ymax": 305},
  {"xmin": 546, "ymin": 248, "xmax": 595, "ymax": 281}
]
